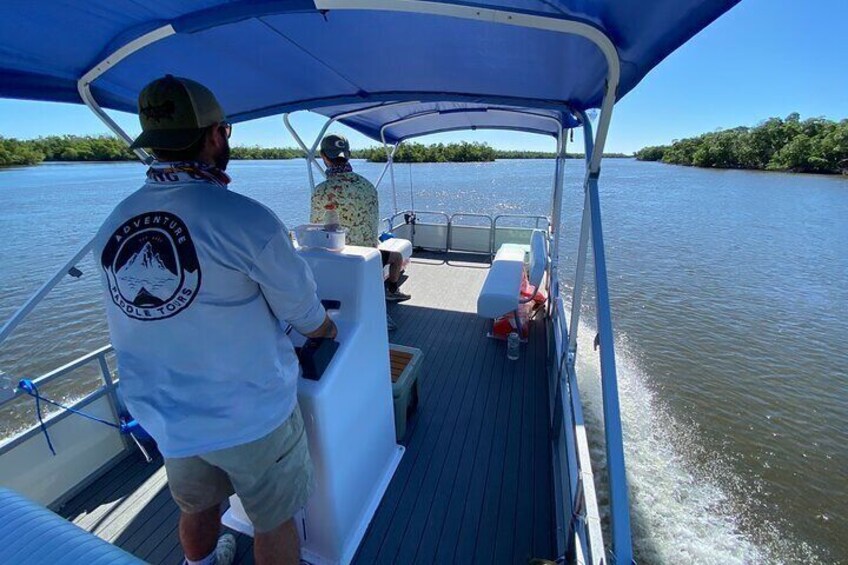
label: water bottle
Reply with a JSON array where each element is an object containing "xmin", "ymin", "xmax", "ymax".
[
  {"xmin": 507, "ymin": 331, "xmax": 520, "ymax": 361},
  {"xmin": 323, "ymin": 209, "xmax": 340, "ymax": 232}
]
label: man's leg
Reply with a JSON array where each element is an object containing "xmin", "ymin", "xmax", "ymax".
[
  {"xmin": 202, "ymin": 407, "xmax": 314, "ymax": 565},
  {"xmin": 387, "ymin": 251, "xmax": 403, "ymax": 289},
  {"xmin": 179, "ymin": 505, "xmax": 221, "ymax": 561},
  {"xmin": 165, "ymin": 455, "xmax": 237, "ymax": 565},
  {"xmin": 254, "ymin": 518, "xmax": 300, "ymax": 565},
  {"xmin": 385, "ymin": 251, "xmax": 411, "ymax": 301}
]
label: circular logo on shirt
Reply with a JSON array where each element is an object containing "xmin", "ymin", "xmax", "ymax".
[{"xmin": 101, "ymin": 212, "xmax": 201, "ymax": 321}]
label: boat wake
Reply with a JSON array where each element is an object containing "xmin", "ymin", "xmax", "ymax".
[{"xmin": 570, "ymin": 321, "xmax": 818, "ymax": 564}]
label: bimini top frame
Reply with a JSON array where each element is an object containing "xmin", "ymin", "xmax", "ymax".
[
  {"xmin": 2, "ymin": 4, "xmax": 634, "ymax": 563},
  {"xmin": 282, "ymin": 102, "xmax": 572, "ymax": 213},
  {"xmin": 0, "ymin": 1, "xmax": 743, "ymax": 563}
]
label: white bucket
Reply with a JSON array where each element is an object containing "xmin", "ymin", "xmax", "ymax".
[{"xmin": 294, "ymin": 224, "xmax": 346, "ymax": 251}]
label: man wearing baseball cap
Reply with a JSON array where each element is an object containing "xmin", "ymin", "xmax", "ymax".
[
  {"xmin": 310, "ymin": 134, "xmax": 411, "ymax": 310},
  {"xmin": 94, "ymin": 75, "xmax": 335, "ymax": 565}
]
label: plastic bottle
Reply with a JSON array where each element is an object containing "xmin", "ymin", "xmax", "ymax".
[
  {"xmin": 323, "ymin": 209, "xmax": 340, "ymax": 232},
  {"xmin": 507, "ymin": 331, "xmax": 520, "ymax": 361}
]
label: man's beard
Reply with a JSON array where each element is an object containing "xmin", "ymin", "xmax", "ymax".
[{"xmin": 215, "ymin": 141, "xmax": 230, "ymax": 171}]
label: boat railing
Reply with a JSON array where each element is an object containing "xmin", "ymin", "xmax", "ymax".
[
  {"xmin": 0, "ymin": 343, "xmax": 129, "ymax": 508},
  {"xmin": 385, "ymin": 209, "xmax": 550, "ymax": 258},
  {"xmin": 0, "ymin": 344, "xmax": 120, "ymax": 452},
  {"xmin": 448, "ymin": 213, "xmax": 494, "ymax": 255}
]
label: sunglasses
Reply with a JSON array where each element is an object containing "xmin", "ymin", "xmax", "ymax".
[{"xmin": 219, "ymin": 121, "xmax": 232, "ymax": 139}]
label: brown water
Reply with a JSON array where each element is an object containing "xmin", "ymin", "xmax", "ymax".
[{"xmin": 0, "ymin": 159, "xmax": 845, "ymax": 563}]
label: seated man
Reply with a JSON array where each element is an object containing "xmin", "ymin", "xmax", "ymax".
[{"xmin": 310, "ymin": 134, "xmax": 410, "ymax": 303}]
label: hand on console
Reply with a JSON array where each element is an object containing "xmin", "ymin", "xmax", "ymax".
[{"xmin": 306, "ymin": 314, "xmax": 338, "ymax": 340}]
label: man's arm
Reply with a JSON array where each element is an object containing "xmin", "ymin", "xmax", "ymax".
[
  {"xmin": 250, "ymin": 230, "xmax": 331, "ymax": 336},
  {"xmin": 305, "ymin": 314, "xmax": 337, "ymax": 340}
]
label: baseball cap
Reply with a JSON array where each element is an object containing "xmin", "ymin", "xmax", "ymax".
[
  {"xmin": 320, "ymin": 134, "xmax": 351, "ymax": 160},
  {"xmin": 129, "ymin": 75, "xmax": 226, "ymax": 150}
]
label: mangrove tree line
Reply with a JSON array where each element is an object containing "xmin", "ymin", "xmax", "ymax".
[
  {"xmin": 635, "ymin": 114, "xmax": 848, "ymax": 174},
  {"xmin": 1, "ymin": 135, "xmax": 630, "ymax": 168}
]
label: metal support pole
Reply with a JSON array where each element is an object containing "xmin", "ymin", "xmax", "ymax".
[
  {"xmin": 408, "ymin": 161, "xmax": 415, "ymax": 212},
  {"xmin": 76, "ymin": 25, "xmax": 177, "ymax": 166},
  {"xmin": 586, "ymin": 172, "xmax": 632, "ymax": 564},
  {"xmin": 385, "ymin": 140, "xmax": 399, "ymax": 214},
  {"xmin": 575, "ymin": 107, "xmax": 633, "ymax": 564},
  {"xmin": 0, "ymin": 238, "xmax": 94, "ymax": 346},
  {"xmin": 549, "ymin": 127, "xmax": 567, "ymax": 279},
  {"xmin": 568, "ymin": 116, "xmax": 596, "ymax": 360},
  {"xmin": 283, "ymin": 114, "xmax": 326, "ymax": 191},
  {"xmin": 568, "ymin": 189, "xmax": 591, "ymax": 360},
  {"xmin": 374, "ymin": 143, "xmax": 397, "ymax": 189}
]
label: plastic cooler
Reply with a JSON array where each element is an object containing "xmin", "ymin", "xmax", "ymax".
[{"xmin": 389, "ymin": 344, "xmax": 423, "ymax": 440}]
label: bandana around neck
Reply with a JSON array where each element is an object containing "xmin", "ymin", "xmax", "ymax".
[
  {"xmin": 326, "ymin": 162, "xmax": 354, "ymax": 177},
  {"xmin": 146, "ymin": 161, "xmax": 232, "ymax": 187}
]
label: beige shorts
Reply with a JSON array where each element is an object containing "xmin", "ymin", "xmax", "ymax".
[{"xmin": 164, "ymin": 405, "xmax": 314, "ymax": 533}]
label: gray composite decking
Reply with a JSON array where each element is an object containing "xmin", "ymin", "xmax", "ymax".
[{"xmin": 58, "ymin": 252, "xmax": 555, "ymax": 564}]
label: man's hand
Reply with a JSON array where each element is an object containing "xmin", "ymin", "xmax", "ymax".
[{"xmin": 305, "ymin": 314, "xmax": 337, "ymax": 340}]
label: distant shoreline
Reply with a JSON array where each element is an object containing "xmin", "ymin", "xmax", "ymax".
[
  {"xmin": 1, "ymin": 135, "xmax": 631, "ymax": 168},
  {"xmin": 634, "ymin": 113, "xmax": 847, "ymax": 176},
  {"xmin": 0, "ymin": 155, "xmax": 634, "ymax": 170}
]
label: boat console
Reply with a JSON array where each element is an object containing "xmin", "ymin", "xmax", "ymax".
[{"xmin": 223, "ymin": 245, "xmax": 403, "ymax": 565}]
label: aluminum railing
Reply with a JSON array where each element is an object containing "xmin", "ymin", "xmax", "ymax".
[
  {"xmin": 447, "ymin": 212, "xmax": 493, "ymax": 254},
  {"xmin": 384, "ymin": 209, "xmax": 551, "ymax": 258},
  {"xmin": 0, "ymin": 344, "xmax": 123, "ymax": 455}
]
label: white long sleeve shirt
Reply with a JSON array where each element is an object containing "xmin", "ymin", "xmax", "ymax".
[{"xmin": 94, "ymin": 162, "xmax": 324, "ymax": 457}]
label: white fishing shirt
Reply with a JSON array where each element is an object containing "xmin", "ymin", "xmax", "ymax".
[{"xmin": 94, "ymin": 162, "xmax": 325, "ymax": 457}]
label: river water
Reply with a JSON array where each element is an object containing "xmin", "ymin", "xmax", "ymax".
[{"xmin": 0, "ymin": 159, "xmax": 845, "ymax": 563}]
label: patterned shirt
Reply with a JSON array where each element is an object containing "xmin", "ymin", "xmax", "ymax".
[{"xmin": 310, "ymin": 165, "xmax": 380, "ymax": 247}]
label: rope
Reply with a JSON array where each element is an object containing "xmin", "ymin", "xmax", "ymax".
[{"xmin": 17, "ymin": 379, "xmax": 139, "ymax": 456}]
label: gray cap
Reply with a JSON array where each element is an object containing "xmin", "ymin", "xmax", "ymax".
[{"xmin": 320, "ymin": 134, "xmax": 350, "ymax": 160}]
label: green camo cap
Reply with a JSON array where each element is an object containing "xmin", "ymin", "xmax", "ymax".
[
  {"xmin": 129, "ymin": 75, "xmax": 225, "ymax": 150},
  {"xmin": 321, "ymin": 134, "xmax": 351, "ymax": 160}
]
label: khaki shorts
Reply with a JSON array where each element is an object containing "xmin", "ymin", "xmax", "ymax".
[{"xmin": 164, "ymin": 406, "xmax": 314, "ymax": 533}]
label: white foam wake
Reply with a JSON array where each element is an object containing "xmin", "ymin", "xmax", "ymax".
[{"xmin": 571, "ymin": 321, "xmax": 769, "ymax": 564}]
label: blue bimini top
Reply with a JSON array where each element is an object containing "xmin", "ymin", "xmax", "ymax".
[{"xmin": 0, "ymin": 1, "xmax": 740, "ymax": 135}]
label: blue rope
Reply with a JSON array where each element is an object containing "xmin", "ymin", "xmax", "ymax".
[
  {"xmin": 28, "ymin": 381, "xmax": 56, "ymax": 456},
  {"xmin": 18, "ymin": 379, "xmax": 138, "ymax": 456}
]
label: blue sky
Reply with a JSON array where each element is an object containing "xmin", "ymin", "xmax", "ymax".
[{"xmin": 0, "ymin": 0, "xmax": 844, "ymax": 154}]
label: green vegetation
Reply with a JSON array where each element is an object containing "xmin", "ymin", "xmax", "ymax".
[
  {"xmin": 1, "ymin": 135, "xmax": 631, "ymax": 168},
  {"xmin": 356, "ymin": 141, "xmax": 497, "ymax": 162},
  {"xmin": 356, "ymin": 142, "xmax": 630, "ymax": 162},
  {"xmin": 1, "ymin": 135, "xmax": 137, "ymax": 167},
  {"xmin": 635, "ymin": 114, "xmax": 848, "ymax": 175},
  {"xmin": 32, "ymin": 135, "xmax": 137, "ymax": 161},
  {"xmin": 229, "ymin": 146, "xmax": 302, "ymax": 160},
  {"xmin": 0, "ymin": 135, "xmax": 304, "ymax": 168},
  {"xmin": 0, "ymin": 137, "xmax": 45, "ymax": 167}
]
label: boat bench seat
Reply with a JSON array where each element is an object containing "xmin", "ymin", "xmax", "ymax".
[
  {"xmin": 378, "ymin": 237, "xmax": 413, "ymax": 279},
  {"xmin": 0, "ymin": 487, "xmax": 144, "ymax": 565},
  {"xmin": 477, "ymin": 244, "xmax": 527, "ymax": 319}
]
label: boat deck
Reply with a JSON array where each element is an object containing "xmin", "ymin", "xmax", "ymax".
[{"xmin": 57, "ymin": 252, "xmax": 555, "ymax": 564}]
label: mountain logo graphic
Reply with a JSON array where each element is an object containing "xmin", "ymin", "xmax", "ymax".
[{"xmin": 101, "ymin": 212, "xmax": 201, "ymax": 321}]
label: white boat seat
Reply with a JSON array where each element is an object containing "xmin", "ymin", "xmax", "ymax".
[
  {"xmin": 477, "ymin": 231, "xmax": 548, "ymax": 320},
  {"xmin": 378, "ymin": 237, "xmax": 412, "ymax": 280},
  {"xmin": 477, "ymin": 244, "xmax": 527, "ymax": 319},
  {"xmin": 378, "ymin": 237, "xmax": 412, "ymax": 263},
  {"xmin": 0, "ymin": 487, "xmax": 144, "ymax": 565}
]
